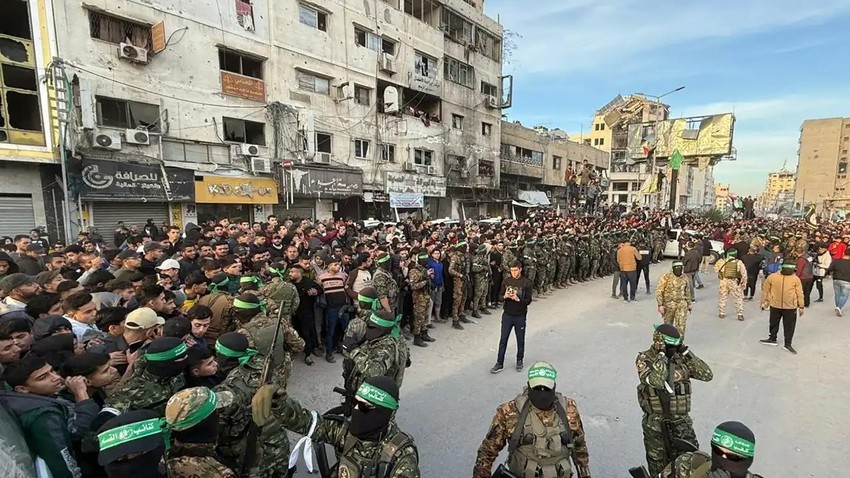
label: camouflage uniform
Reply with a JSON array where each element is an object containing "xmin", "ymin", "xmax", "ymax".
[
  {"xmin": 196, "ymin": 291, "xmax": 235, "ymax": 342},
  {"xmin": 589, "ymin": 235, "xmax": 600, "ymax": 279},
  {"xmin": 235, "ymin": 313, "xmax": 305, "ymax": 390},
  {"xmin": 545, "ymin": 239, "xmax": 557, "ymax": 291},
  {"xmin": 662, "ymin": 451, "xmax": 764, "ymax": 478},
  {"xmin": 373, "ymin": 268, "xmax": 399, "ymax": 315},
  {"xmin": 105, "ymin": 370, "xmax": 185, "ymax": 415},
  {"xmin": 258, "ymin": 277, "xmax": 300, "ymax": 318},
  {"xmin": 714, "ymin": 258, "xmax": 747, "ymax": 318},
  {"xmin": 555, "ymin": 238, "xmax": 569, "ymax": 287},
  {"xmin": 656, "ymin": 272, "xmax": 692, "ymax": 338},
  {"xmin": 268, "ymin": 396, "xmax": 420, "ymax": 477},
  {"xmin": 471, "ymin": 251, "xmax": 490, "ymax": 315},
  {"xmin": 167, "ymin": 443, "xmax": 236, "ymax": 478},
  {"xmin": 534, "ymin": 242, "xmax": 547, "ymax": 293},
  {"xmin": 215, "ymin": 355, "xmax": 290, "ymax": 478},
  {"xmin": 407, "ymin": 262, "xmax": 430, "ymax": 335},
  {"xmin": 344, "ymin": 333, "xmax": 409, "ymax": 396},
  {"xmin": 636, "ymin": 341, "xmax": 714, "ymax": 477},
  {"xmin": 448, "ymin": 250, "xmax": 467, "ymax": 323},
  {"xmin": 577, "ymin": 237, "xmax": 590, "ymax": 282},
  {"xmin": 473, "ymin": 391, "xmax": 591, "ymax": 478},
  {"xmin": 343, "ymin": 307, "xmax": 372, "ymax": 350},
  {"xmin": 520, "ymin": 244, "xmax": 537, "ymax": 289}
]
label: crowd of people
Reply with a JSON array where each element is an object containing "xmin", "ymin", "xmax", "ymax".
[{"xmin": 0, "ymin": 205, "xmax": 846, "ymax": 478}]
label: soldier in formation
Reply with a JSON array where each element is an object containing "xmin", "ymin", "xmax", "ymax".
[
  {"xmin": 661, "ymin": 421, "xmax": 764, "ymax": 478},
  {"xmin": 408, "ymin": 249, "xmax": 436, "ymax": 346},
  {"xmin": 471, "ymin": 244, "xmax": 492, "ymax": 318},
  {"xmin": 714, "ymin": 250, "xmax": 747, "ymax": 320},
  {"xmin": 448, "ymin": 241, "xmax": 472, "ymax": 329},
  {"xmin": 105, "ymin": 336, "xmax": 188, "ymax": 415},
  {"xmin": 342, "ymin": 309, "xmax": 409, "ymax": 403},
  {"xmin": 656, "ymin": 261, "xmax": 693, "ymax": 339}
]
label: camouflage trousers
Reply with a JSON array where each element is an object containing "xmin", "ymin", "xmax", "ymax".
[
  {"xmin": 472, "ymin": 276, "xmax": 488, "ymax": 311},
  {"xmin": 412, "ymin": 291, "xmax": 430, "ymax": 334},
  {"xmin": 642, "ymin": 413, "xmax": 699, "ymax": 477},
  {"xmin": 525, "ymin": 267, "xmax": 537, "ymax": 286},
  {"xmin": 590, "ymin": 259, "xmax": 600, "ymax": 278},
  {"xmin": 662, "ymin": 302, "xmax": 690, "ymax": 339},
  {"xmin": 535, "ymin": 265, "xmax": 547, "ymax": 292},
  {"xmin": 219, "ymin": 420, "xmax": 291, "ymax": 478},
  {"xmin": 546, "ymin": 261, "xmax": 557, "ymax": 289},
  {"xmin": 452, "ymin": 276, "xmax": 468, "ymax": 320},
  {"xmin": 557, "ymin": 258, "xmax": 569, "ymax": 284},
  {"xmin": 718, "ymin": 279, "xmax": 744, "ymax": 317}
]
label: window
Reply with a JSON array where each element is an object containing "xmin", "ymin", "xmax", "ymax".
[
  {"xmin": 354, "ymin": 85, "xmax": 370, "ymax": 106},
  {"xmin": 552, "ymin": 155, "xmax": 562, "ymax": 170},
  {"xmin": 414, "ymin": 148, "xmax": 433, "ymax": 166},
  {"xmin": 0, "ymin": 5, "xmax": 43, "ymax": 145},
  {"xmin": 481, "ymin": 122, "xmax": 492, "ymax": 136},
  {"xmin": 88, "ymin": 10, "xmax": 152, "ymax": 48},
  {"xmin": 474, "ymin": 27, "xmax": 500, "ymax": 62},
  {"xmin": 452, "ymin": 114, "xmax": 464, "ymax": 130},
  {"xmin": 299, "ymin": 4, "xmax": 327, "ymax": 31},
  {"xmin": 598, "ymin": 138, "xmax": 605, "ymax": 146},
  {"xmin": 414, "ymin": 51, "xmax": 438, "ymax": 78},
  {"xmin": 379, "ymin": 143, "xmax": 396, "ymax": 162},
  {"xmin": 594, "ymin": 123, "xmax": 605, "ymax": 131},
  {"xmin": 839, "ymin": 163, "xmax": 848, "ymax": 175},
  {"xmin": 223, "ymin": 117, "xmax": 265, "ymax": 144},
  {"xmin": 297, "ymin": 70, "xmax": 330, "ymax": 95},
  {"xmin": 218, "ymin": 49, "xmax": 263, "ymax": 79},
  {"xmin": 444, "ymin": 56, "xmax": 474, "ymax": 88},
  {"xmin": 441, "ymin": 9, "xmax": 473, "ymax": 44},
  {"xmin": 353, "ymin": 139, "xmax": 370, "ymax": 159},
  {"xmin": 593, "ymin": 138, "xmax": 599, "ymax": 146},
  {"xmin": 96, "ymin": 97, "xmax": 161, "ymax": 133},
  {"xmin": 315, "ymin": 132, "xmax": 332, "ymax": 153},
  {"xmin": 612, "ymin": 182, "xmax": 628, "ymax": 192},
  {"xmin": 480, "ymin": 81, "xmax": 498, "ymax": 97},
  {"xmin": 382, "ymin": 38, "xmax": 396, "ymax": 55},
  {"xmin": 354, "ymin": 26, "xmax": 381, "ymax": 51}
]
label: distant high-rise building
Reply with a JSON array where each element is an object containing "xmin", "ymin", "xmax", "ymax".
[
  {"xmin": 715, "ymin": 183, "xmax": 731, "ymax": 211},
  {"xmin": 759, "ymin": 169, "xmax": 795, "ymax": 214},
  {"xmin": 795, "ymin": 118, "xmax": 850, "ymax": 212}
]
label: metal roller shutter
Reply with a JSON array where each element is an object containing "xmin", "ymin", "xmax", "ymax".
[
  {"xmin": 0, "ymin": 195, "xmax": 36, "ymax": 239},
  {"xmin": 92, "ymin": 202, "xmax": 169, "ymax": 245},
  {"xmin": 273, "ymin": 201, "xmax": 314, "ymax": 221}
]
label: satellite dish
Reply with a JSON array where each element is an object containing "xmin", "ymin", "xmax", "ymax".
[{"xmin": 384, "ymin": 86, "xmax": 399, "ymax": 113}]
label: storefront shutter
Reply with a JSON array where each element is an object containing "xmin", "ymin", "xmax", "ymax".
[
  {"xmin": 91, "ymin": 202, "xmax": 169, "ymax": 245},
  {"xmin": 273, "ymin": 201, "xmax": 314, "ymax": 221},
  {"xmin": 0, "ymin": 194, "xmax": 36, "ymax": 239}
]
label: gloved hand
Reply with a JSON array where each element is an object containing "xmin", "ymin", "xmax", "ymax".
[
  {"xmin": 707, "ymin": 470, "xmax": 732, "ymax": 478},
  {"xmin": 677, "ymin": 343, "xmax": 689, "ymax": 355},
  {"xmin": 252, "ymin": 384, "xmax": 280, "ymax": 426}
]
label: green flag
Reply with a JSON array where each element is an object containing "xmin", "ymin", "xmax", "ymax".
[{"xmin": 670, "ymin": 149, "xmax": 684, "ymax": 170}]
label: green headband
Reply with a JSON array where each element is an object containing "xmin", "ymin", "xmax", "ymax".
[
  {"xmin": 477, "ymin": 246, "xmax": 487, "ymax": 253},
  {"xmin": 712, "ymin": 429, "xmax": 755, "ymax": 458},
  {"xmin": 456, "ymin": 241, "xmax": 467, "ymax": 248},
  {"xmin": 146, "ymin": 342, "xmax": 188, "ymax": 362},
  {"xmin": 781, "ymin": 264, "xmax": 796, "ymax": 270},
  {"xmin": 268, "ymin": 266, "xmax": 286, "ymax": 279},
  {"xmin": 215, "ymin": 341, "xmax": 259, "ymax": 366},
  {"xmin": 97, "ymin": 417, "xmax": 170, "ymax": 452},
  {"xmin": 358, "ymin": 295, "xmax": 380, "ymax": 310},
  {"xmin": 376, "ymin": 255, "xmax": 391, "ymax": 264},
  {"xmin": 369, "ymin": 313, "xmax": 396, "ymax": 328},
  {"xmin": 240, "ymin": 276, "xmax": 263, "ymax": 286},
  {"xmin": 528, "ymin": 365, "xmax": 557, "ymax": 382},
  {"xmin": 654, "ymin": 324, "xmax": 681, "ymax": 345},
  {"xmin": 233, "ymin": 298, "xmax": 268, "ymax": 315},
  {"xmin": 170, "ymin": 391, "xmax": 218, "ymax": 430},
  {"xmin": 417, "ymin": 253, "xmax": 428, "ymax": 260},
  {"xmin": 209, "ymin": 277, "xmax": 230, "ymax": 293},
  {"xmin": 356, "ymin": 382, "xmax": 399, "ymax": 411},
  {"xmin": 672, "ymin": 261, "xmax": 683, "ymax": 268}
]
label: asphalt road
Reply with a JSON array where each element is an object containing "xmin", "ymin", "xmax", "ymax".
[{"xmin": 287, "ymin": 265, "xmax": 849, "ymax": 477}]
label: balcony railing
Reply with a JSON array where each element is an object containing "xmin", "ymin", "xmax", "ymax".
[{"xmin": 501, "ymin": 154, "xmax": 543, "ymax": 168}]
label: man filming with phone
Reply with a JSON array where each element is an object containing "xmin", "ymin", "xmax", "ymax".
[{"xmin": 490, "ymin": 261, "xmax": 534, "ymax": 374}]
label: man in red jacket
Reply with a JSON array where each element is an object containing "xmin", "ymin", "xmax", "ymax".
[
  {"xmin": 795, "ymin": 252, "xmax": 815, "ymax": 307},
  {"xmin": 829, "ymin": 236, "xmax": 847, "ymax": 261}
]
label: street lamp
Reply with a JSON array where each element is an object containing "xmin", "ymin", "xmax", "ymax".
[{"xmin": 633, "ymin": 87, "xmax": 686, "ymax": 209}]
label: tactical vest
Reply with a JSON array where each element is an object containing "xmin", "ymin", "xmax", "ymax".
[
  {"xmin": 721, "ymin": 259, "xmax": 741, "ymax": 280},
  {"xmin": 335, "ymin": 428, "xmax": 416, "ymax": 478},
  {"xmin": 638, "ymin": 361, "xmax": 692, "ymax": 415},
  {"xmin": 217, "ymin": 364, "xmax": 260, "ymax": 445},
  {"xmin": 507, "ymin": 392, "xmax": 573, "ymax": 478},
  {"xmin": 242, "ymin": 319, "xmax": 290, "ymax": 370},
  {"xmin": 345, "ymin": 334, "xmax": 402, "ymax": 394},
  {"xmin": 262, "ymin": 280, "xmax": 300, "ymax": 316}
]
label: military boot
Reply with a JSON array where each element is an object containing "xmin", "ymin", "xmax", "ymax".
[
  {"xmin": 452, "ymin": 320, "xmax": 464, "ymax": 330},
  {"xmin": 421, "ymin": 330, "xmax": 436, "ymax": 342},
  {"xmin": 413, "ymin": 335, "xmax": 428, "ymax": 347},
  {"xmin": 472, "ymin": 310, "xmax": 482, "ymax": 319},
  {"xmin": 481, "ymin": 308, "xmax": 491, "ymax": 315}
]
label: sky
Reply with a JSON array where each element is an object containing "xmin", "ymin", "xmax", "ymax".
[{"xmin": 485, "ymin": 0, "xmax": 850, "ymax": 196}]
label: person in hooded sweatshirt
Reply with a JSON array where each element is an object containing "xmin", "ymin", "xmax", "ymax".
[{"xmin": 0, "ymin": 250, "xmax": 21, "ymax": 281}]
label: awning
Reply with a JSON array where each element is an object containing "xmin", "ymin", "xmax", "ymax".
[
  {"xmin": 512, "ymin": 200, "xmax": 538, "ymax": 208},
  {"xmin": 516, "ymin": 190, "xmax": 551, "ymax": 207}
]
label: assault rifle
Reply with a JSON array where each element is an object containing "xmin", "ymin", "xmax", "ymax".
[
  {"xmin": 241, "ymin": 303, "xmax": 285, "ymax": 477},
  {"xmin": 657, "ymin": 356, "xmax": 698, "ymax": 467},
  {"xmin": 314, "ymin": 387, "xmax": 353, "ymax": 478}
]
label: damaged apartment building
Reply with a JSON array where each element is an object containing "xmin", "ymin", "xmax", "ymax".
[{"xmin": 3, "ymin": 0, "xmax": 505, "ymax": 242}]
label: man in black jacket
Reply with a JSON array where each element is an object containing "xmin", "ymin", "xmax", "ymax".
[
  {"xmin": 290, "ymin": 264, "xmax": 323, "ymax": 364},
  {"xmin": 682, "ymin": 242, "xmax": 702, "ymax": 300},
  {"xmin": 490, "ymin": 261, "xmax": 533, "ymax": 374},
  {"xmin": 741, "ymin": 246, "xmax": 765, "ymax": 300}
]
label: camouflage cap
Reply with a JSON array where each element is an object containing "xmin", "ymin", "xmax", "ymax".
[
  {"xmin": 527, "ymin": 361, "xmax": 557, "ymax": 389},
  {"xmin": 165, "ymin": 387, "xmax": 234, "ymax": 431}
]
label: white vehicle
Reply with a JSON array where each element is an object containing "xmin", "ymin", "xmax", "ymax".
[{"xmin": 663, "ymin": 229, "xmax": 725, "ymax": 264}]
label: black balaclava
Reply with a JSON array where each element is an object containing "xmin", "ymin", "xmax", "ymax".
[
  {"xmin": 232, "ymin": 293, "xmax": 264, "ymax": 323},
  {"xmin": 105, "ymin": 447, "xmax": 165, "ymax": 478},
  {"xmin": 215, "ymin": 332, "xmax": 250, "ymax": 376},
  {"xmin": 173, "ymin": 411, "xmax": 220, "ymax": 445},
  {"xmin": 655, "ymin": 323, "xmax": 681, "ymax": 358},
  {"xmin": 349, "ymin": 376, "xmax": 398, "ymax": 442},
  {"xmin": 99, "ymin": 410, "xmax": 167, "ymax": 478},
  {"xmin": 672, "ymin": 261, "xmax": 684, "ymax": 277},
  {"xmin": 711, "ymin": 421, "xmax": 756, "ymax": 478},
  {"xmin": 144, "ymin": 337, "xmax": 188, "ymax": 378},
  {"xmin": 528, "ymin": 386, "xmax": 556, "ymax": 410}
]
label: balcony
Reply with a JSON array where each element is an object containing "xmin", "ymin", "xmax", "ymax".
[{"xmin": 500, "ymin": 156, "xmax": 543, "ymax": 179}]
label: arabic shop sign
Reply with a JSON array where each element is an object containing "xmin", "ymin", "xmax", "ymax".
[
  {"xmin": 195, "ymin": 176, "xmax": 278, "ymax": 204},
  {"xmin": 384, "ymin": 172, "xmax": 446, "ymax": 197},
  {"xmin": 286, "ymin": 167, "xmax": 363, "ymax": 198},
  {"xmin": 77, "ymin": 159, "xmax": 195, "ymax": 201}
]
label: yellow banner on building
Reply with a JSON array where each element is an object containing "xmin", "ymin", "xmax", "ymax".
[{"xmin": 195, "ymin": 177, "xmax": 278, "ymax": 204}]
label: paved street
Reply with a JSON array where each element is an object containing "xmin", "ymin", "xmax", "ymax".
[{"xmin": 288, "ymin": 264, "xmax": 849, "ymax": 477}]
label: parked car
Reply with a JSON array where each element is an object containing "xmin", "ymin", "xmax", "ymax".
[{"xmin": 663, "ymin": 229, "xmax": 724, "ymax": 264}]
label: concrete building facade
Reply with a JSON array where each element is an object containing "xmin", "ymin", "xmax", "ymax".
[
  {"xmin": 795, "ymin": 118, "xmax": 850, "ymax": 213},
  {"xmin": 32, "ymin": 0, "xmax": 503, "ymax": 237},
  {"xmin": 715, "ymin": 183, "xmax": 731, "ymax": 212},
  {"xmin": 758, "ymin": 168, "xmax": 795, "ymax": 214}
]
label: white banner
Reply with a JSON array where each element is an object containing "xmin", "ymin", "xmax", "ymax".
[{"xmin": 389, "ymin": 192, "xmax": 424, "ymax": 208}]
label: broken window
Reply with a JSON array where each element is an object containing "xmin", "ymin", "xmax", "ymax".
[
  {"xmin": 441, "ymin": 9, "xmax": 473, "ymax": 44},
  {"xmin": 839, "ymin": 162, "xmax": 847, "ymax": 175},
  {"xmin": 474, "ymin": 27, "xmax": 500, "ymax": 62},
  {"xmin": 480, "ymin": 81, "xmax": 498, "ymax": 97},
  {"xmin": 297, "ymin": 70, "xmax": 330, "ymax": 95},
  {"xmin": 444, "ymin": 56, "xmax": 474, "ymax": 88},
  {"xmin": 88, "ymin": 10, "xmax": 152, "ymax": 49},
  {"xmin": 0, "ymin": 1, "xmax": 43, "ymax": 145},
  {"xmin": 404, "ymin": 0, "xmax": 438, "ymax": 24},
  {"xmin": 299, "ymin": 4, "xmax": 328, "ymax": 32},
  {"xmin": 223, "ymin": 117, "xmax": 265, "ymax": 144},
  {"xmin": 382, "ymin": 38, "xmax": 396, "ymax": 55},
  {"xmin": 0, "ymin": 0, "xmax": 33, "ymax": 39},
  {"xmin": 379, "ymin": 143, "xmax": 396, "ymax": 162},
  {"xmin": 552, "ymin": 155, "xmax": 562, "ymax": 170},
  {"xmin": 315, "ymin": 132, "xmax": 332, "ymax": 153},
  {"xmin": 219, "ymin": 49, "xmax": 263, "ymax": 79},
  {"xmin": 452, "ymin": 114, "xmax": 464, "ymax": 130},
  {"xmin": 414, "ymin": 51, "xmax": 437, "ymax": 78},
  {"xmin": 481, "ymin": 122, "xmax": 492, "ymax": 136},
  {"xmin": 354, "ymin": 85, "xmax": 370, "ymax": 106},
  {"xmin": 96, "ymin": 97, "xmax": 161, "ymax": 132}
]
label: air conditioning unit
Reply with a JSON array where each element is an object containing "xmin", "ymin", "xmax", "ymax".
[
  {"xmin": 485, "ymin": 95, "xmax": 499, "ymax": 109},
  {"xmin": 251, "ymin": 157, "xmax": 271, "ymax": 173},
  {"xmin": 379, "ymin": 53, "xmax": 397, "ymax": 74},
  {"xmin": 313, "ymin": 152, "xmax": 332, "ymax": 164},
  {"xmin": 118, "ymin": 43, "xmax": 149, "ymax": 64},
  {"xmin": 402, "ymin": 162, "xmax": 416, "ymax": 172},
  {"xmin": 124, "ymin": 128, "xmax": 150, "ymax": 145},
  {"xmin": 233, "ymin": 143, "xmax": 261, "ymax": 157},
  {"xmin": 92, "ymin": 129, "xmax": 122, "ymax": 151},
  {"xmin": 427, "ymin": 165, "xmax": 437, "ymax": 175},
  {"xmin": 459, "ymin": 169, "xmax": 470, "ymax": 179}
]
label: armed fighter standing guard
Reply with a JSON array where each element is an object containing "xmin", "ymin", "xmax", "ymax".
[
  {"xmin": 656, "ymin": 421, "xmax": 764, "ymax": 478},
  {"xmin": 473, "ymin": 362, "xmax": 591, "ymax": 478},
  {"xmin": 715, "ymin": 250, "xmax": 747, "ymax": 321},
  {"xmin": 656, "ymin": 261, "xmax": 693, "ymax": 339},
  {"xmin": 636, "ymin": 324, "xmax": 713, "ymax": 477}
]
